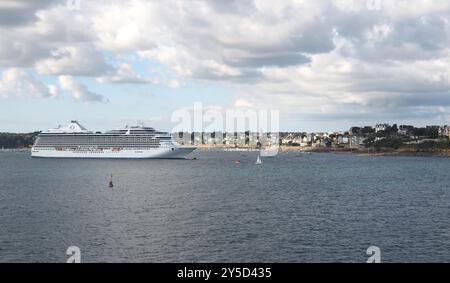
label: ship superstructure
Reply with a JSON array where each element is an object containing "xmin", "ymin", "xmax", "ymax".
[{"xmin": 31, "ymin": 121, "xmax": 196, "ymax": 159}]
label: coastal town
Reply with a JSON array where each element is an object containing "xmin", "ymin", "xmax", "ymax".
[
  {"xmin": 1, "ymin": 124, "xmax": 450, "ymax": 155},
  {"xmin": 175, "ymin": 124, "xmax": 450, "ymax": 155}
]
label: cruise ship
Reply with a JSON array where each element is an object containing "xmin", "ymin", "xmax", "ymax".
[{"xmin": 31, "ymin": 121, "xmax": 196, "ymax": 159}]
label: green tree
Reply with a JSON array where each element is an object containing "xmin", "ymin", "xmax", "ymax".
[{"xmin": 363, "ymin": 135, "xmax": 376, "ymax": 148}]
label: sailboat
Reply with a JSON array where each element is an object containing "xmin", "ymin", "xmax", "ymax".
[{"xmin": 255, "ymin": 154, "xmax": 262, "ymax": 165}]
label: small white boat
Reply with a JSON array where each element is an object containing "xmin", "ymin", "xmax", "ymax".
[{"xmin": 255, "ymin": 154, "xmax": 262, "ymax": 165}]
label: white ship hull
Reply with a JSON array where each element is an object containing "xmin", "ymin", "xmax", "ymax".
[
  {"xmin": 31, "ymin": 147, "xmax": 196, "ymax": 159},
  {"xmin": 32, "ymin": 121, "xmax": 196, "ymax": 159}
]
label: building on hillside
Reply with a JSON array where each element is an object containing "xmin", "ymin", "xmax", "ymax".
[
  {"xmin": 398, "ymin": 125, "xmax": 414, "ymax": 136},
  {"xmin": 349, "ymin": 127, "xmax": 361, "ymax": 136},
  {"xmin": 375, "ymin": 123, "xmax": 390, "ymax": 133},
  {"xmin": 349, "ymin": 136, "xmax": 366, "ymax": 149},
  {"xmin": 337, "ymin": 135, "xmax": 349, "ymax": 146},
  {"xmin": 439, "ymin": 126, "xmax": 450, "ymax": 138}
]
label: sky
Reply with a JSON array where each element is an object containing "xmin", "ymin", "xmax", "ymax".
[{"xmin": 1, "ymin": 0, "xmax": 450, "ymax": 133}]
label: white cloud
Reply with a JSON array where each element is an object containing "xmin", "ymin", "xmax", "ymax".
[
  {"xmin": 204, "ymin": 60, "xmax": 241, "ymax": 77},
  {"xmin": 1, "ymin": 0, "xmax": 450, "ymax": 127},
  {"xmin": 0, "ymin": 0, "xmax": 57, "ymax": 26},
  {"xmin": 0, "ymin": 68, "xmax": 56, "ymax": 98},
  {"xmin": 48, "ymin": 84, "xmax": 58, "ymax": 97},
  {"xmin": 35, "ymin": 45, "xmax": 112, "ymax": 76},
  {"xmin": 58, "ymin": 75, "xmax": 107, "ymax": 103},
  {"xmin": 96, "ymin": 63, "xmax": 156, "ymax": 84}
]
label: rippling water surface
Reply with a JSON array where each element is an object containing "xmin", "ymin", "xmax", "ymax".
[{"xmin": 0, "ymin": 150, "xmax": 449, "ymax": 262}]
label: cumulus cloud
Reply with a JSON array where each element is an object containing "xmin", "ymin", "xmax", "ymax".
[
  {"xmin": 1, "ymin": 0, "xmax": 450, "ymax": 127},
  {"xmin": 58, "ymin": 76, "xmax": 107, "ymax": 103},
  {"xmin": 35, "ymin": 44, "xmax": 112, "ymax": 76},
  {"xmin": 0, "ymin": 68, "xmax": 56, "ymax": 98},
  {"xmin": 0, "ymin": 0, "xmax": 57, "ymax": 26},
  {"xmin": 96, "ymin": 63, "xmax": 156, "ymax": 84}
]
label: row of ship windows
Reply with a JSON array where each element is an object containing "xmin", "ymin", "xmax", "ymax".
[
  {"xmin": 36, "ymin": 140, "xmax": 161, "ymax": 142},
  {"xmin": 37, "ymin": 146, "xmax": 161, "ymax": 149},
  {"xmin": 39, "ymin": 139, "xmax": 160, "ymax": 143},
  {"xmin": 36, "ymin": 141, "xmax": 160, "ymax": 146},
  {"xmin": 38, "ymin": 141, "xmax": 157, "ymax": 143},
  {"xmin": 36, "ymin": 147, "xmax": 162, "ymax": 150},
  {"xmin": 37, "ymin": 151, "xmax": 142, "ymax": 153},
  {"xmin": 38, "ymin": 137, "xmax": 163, "ymax": 141},
  {"xmin": 37, "ymin": 141, "xmax": 161, "ymax": 144},
  {"xmin": 36, "ymin": 146, "xmax": 161, "ymax": 149},
  {"xmin": 35, "ymin": 143, "xmax": 160, "ymax": 147},
  {"xmin": 34, "ymin": 144, "xmax": 163, "ymax": 148}
]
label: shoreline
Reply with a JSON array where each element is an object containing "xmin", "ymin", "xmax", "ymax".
[
  {"xmin": 2, "ymin": 146, "xmax": 450, "ymax": 157},
  {"xmin": 185, "ymin": 145, "xmax": 450, "ymax": 157}
]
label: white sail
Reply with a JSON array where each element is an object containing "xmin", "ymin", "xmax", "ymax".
[{"xmin": 255, "ymin": 154, "xmax": 262, "ymax": 165}]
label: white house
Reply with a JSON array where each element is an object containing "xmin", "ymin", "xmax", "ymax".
[
  {"xmin": 439, "ymin": 126, "xmax": 450, "ymax": 138},
  {"xmin": 375, "ymin": 123, "xmax": 389, "ymax": 133}
]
